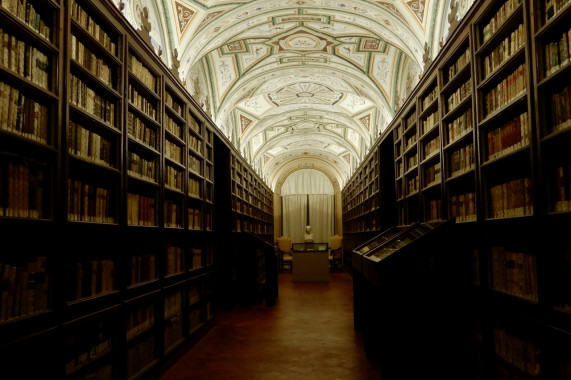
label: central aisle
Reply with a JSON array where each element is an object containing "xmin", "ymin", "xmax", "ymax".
[{"xmin": 159, "ymin": 272, "xmax": 381, "ymax": 380}]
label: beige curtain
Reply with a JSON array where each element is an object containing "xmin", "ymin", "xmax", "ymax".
[{"xmin": 281, "ymin": 169, "xmax": 334, "ymax": 243}]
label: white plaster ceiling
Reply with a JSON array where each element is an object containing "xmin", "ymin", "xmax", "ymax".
[{"xmin": 114, "ymin": 0, "xmax": 475, "ymax": 189}]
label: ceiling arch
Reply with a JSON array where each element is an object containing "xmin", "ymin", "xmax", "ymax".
[{"xmin": 113, "ymin": 0, "xmax": 475, "ymax": 189}]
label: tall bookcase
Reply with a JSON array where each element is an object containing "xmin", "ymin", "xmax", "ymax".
[
  {"xmin": 344, "ymin": 0, "xmax": 571, "ymax": 378},
  {"xmin": 230, "ymin": 152, "xmax": 273, "ymax": 244},
  {"xmin": 0, "ymin": 0, "xmax": 234, "ymax": 378},
  {"xmin": 342, "ymin": 130, "xmax": 396, "ymax": 255}
]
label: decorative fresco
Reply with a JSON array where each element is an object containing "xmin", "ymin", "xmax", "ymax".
[{"xmin": 122, "ymin": 0, "xmax": 453, "ymax": 186}]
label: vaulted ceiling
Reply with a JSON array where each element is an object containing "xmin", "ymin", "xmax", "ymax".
[{"xmin": 114, "ymin": 0, "xmax": 475, "ymax": 190}]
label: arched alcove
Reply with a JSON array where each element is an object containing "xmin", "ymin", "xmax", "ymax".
[{"xmin": 280, "ymin": 169, "xmax": 334, "ymax": 244}]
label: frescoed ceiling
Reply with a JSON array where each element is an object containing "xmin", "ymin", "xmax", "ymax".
[{"xmin": 114, "ymin": 0, "xmax": 476, "ymax": 189}]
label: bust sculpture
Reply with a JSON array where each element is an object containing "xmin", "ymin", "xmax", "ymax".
[{"xmin": 304, "ymin": 225, "xmax": 314, "ymax": 243}]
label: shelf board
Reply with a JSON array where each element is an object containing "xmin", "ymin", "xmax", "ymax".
[
  {"xmin": 445, "ymin": 167, "xmax": 475, "ymax": 183},
  {"xmin": 0, "ymin": 65, "xmax": 59, "ymax": 101},
  {"xmin": 480, "ymin": 144, "xmax": 529, "ymax": 169},
  {"xmin": 70, "ymin": 104, "xmax": 118, "ymax": 132},
  {"xmin": 421, "ymin": 180, "xmax": 441, "ymax": 192},
  {"xmin": 68, "ymin": 152, "xmax": 120, "ymax": 174},
  {"xmin": 127, "ymin": 136, "xmax": 160, "ymax": 156},
  {"xmin": 70, "ymin": 21, "xmax": 121, "ymax": 65},
  {"xmin": 128, "ymin": 102, "xmax": 161, "ymax": 128},
  {"xmin": 477, "ymin": 47, "xmax": 525, "ymax": 90},
  {"xmin": 0, "ymin": 8, "xmax": 60, "ymax": 53},
  {"xmin": 442, "ymin": 94, "xmax": 472, "ymax": 122},
  {"xmin": 165, "ymin": 103, "xmax": 186, "ymax": 124},
  {"xmin": 535, "ymin": 1, "xmax": 571, "ymax": 39},
  {"xmin": 420, "ymin": 151, "xmax": 440, "ymax": 166},
  {"xmin": 418, "ymin": 96, "xmax": 439, "ymax": 119},
  {"xmin": 441, "ymin": 62, "xmax": 471, "ymax": 94},
  {"xmin": 476, "ymin": 4, "xmax": 523, "ymax": 56},
  {"xmin": 478, "ymin": 91, "xmax": 527, "ymax": 128},
  {"xmin": 443, "ymin": 128, "xmax": 473, "ymax": 151},
  {"xmin": 537, "ymin": 61, "xmax": 571, "ymax": 89},
  {"xmin": 419, "ymin": 123, "xmax": 439, "ymax": 141},
  {"xmin": 128, "ymin": 72, "xmax": 160, "ymax": 103}
]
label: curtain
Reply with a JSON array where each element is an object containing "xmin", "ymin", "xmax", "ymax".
[
  {"xmin": 308, "ymin": 194, "xmax": 334, "ymax": 243},
  {"xmin": 282, "ymin": 195, "xmax": 308, "ymax": 243},
  {"xmin": 281, "ymin": 169, "xmax": 334, "ymax": 195}
]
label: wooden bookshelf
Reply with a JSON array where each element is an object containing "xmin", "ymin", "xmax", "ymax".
[
  {"xmin": 0, "ymin": 0, "xmax": 238, "ymax": 378},
  {"xmin": 344, "ymin": 0, "xmax": 571, "ymax": 378}
]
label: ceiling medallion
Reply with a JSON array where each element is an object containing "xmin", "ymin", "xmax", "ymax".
[{"xmin": 268, "ymin": 83, "xmax": 343, "ymax": 106}]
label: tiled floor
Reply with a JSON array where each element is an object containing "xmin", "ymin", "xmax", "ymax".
[{"xmin": 158, "ymin": 272, "xmax": 381, "ymax": 380}]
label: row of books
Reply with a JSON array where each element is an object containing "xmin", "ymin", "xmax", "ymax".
[
  {"xmin": 446, "ymin": 108, "xmax": 472, "ymax": 146},
  {"xmin": 188, "ymin": 207, "xmax": 202, "ymax": 230},
  {"xmin": 164, "ymin": 313, "xmax": 183, "ymax": 351},
  {"xmin": 486, "ymin": 112, "xmax": 529, "ymax": 161},
  {"xmin": 68, "ymin": 259, "xmax": 115, "ymax": 301},
  {"xmin": 1, "ymin": 0, "xmax": 52, "ymax": 42},
  {"xmin": 490, "ymin": 246, "xmax": 539, "ymax": 302},
  {"xmin": 425, "ymin": 199, "xmax": 442, "ymax": 222},
  {"xmin": 128, "ymin": 112, "xmax": 158, "ymax": 149},
  {"xmin": 404, "ymin": 133, "xmax": 417, "ymax": 150},
  {"xmin": 165, "ymin": 165, "xmax": 183, "ymax": 191},
  {"xmin": 67, "ymin": 179, "xmax": 114, "ymax": 223},
  {"xmin": 129, "ymin": 85, "xmax": 157, "ymax": 121},
  {"xmin": 544, "ymin": 27, "xmax": 571, "ymax": 77},
  {"xmin": 447, "ymin": 48, "xmax": 470, "ymax": 82},
  {"xmin": 450, "ymin": 192, "xmax": 477, "ymax": 223},
  {"xmin": 0, "ymin": 81, "xmax": 49, "ymax": 144},
  {"xmin": 488, "ymin": 177, "xmax": 533, "ymax": 218},
  {"xmin": 545, "ymin": 0, "xmax": 571, "ymax": 23},
  {"xmin": 549, "ymin": 84, "xmax": 571, "ymax": 134},
  {"xmin": 71, "ymin": 34, "xmax": 113, "ymax": 87},
  {"xmin": 483, "ymin": 63, "xmax": 526, "ymax": 117},
  {"xmin": 189, "ymin": 134, "xmax": 203, "ymax": 155},
  {"xmin": 70, "ymin": 0, "xmax": 117, "ymax": 56},
  {"xmin": 421, "ymin": 86, "xmax": 438, "ymax": 111},
  {"xmin": 165, "ymin": 91, "xmax": 183, "ymax": 117},
  {"xmin": 493, "ymin": 327, "xmax": 541, "ymax": 376},
  {"xmin": 165, "ymin": 245, "xmax": 183, "ymax": 276},
  {"xmin": 128, "ymin": 151, "xmax": 157, "ymax": 182},
  {"xmin": 481, "ymin": 0, "xmax": 523, "ymax": 44},
  {"xmin": 165, "ymin": 114, "xmax": 182, "ymax": 139},
  {"xmin": 164, "ymin": 291, "xmax": 182, "ymax": 318},
  {"xmin": 554, "ymin": 164, "xmax": 571, "ymax": 212},
  {"xmin": 406, "ymin": 154, "xmax": 417, "ymax": 171},
  {"xmin": 420, "ymin": 111, "xmax": 438, "ymax": 135},
  {"xmin": 189, "ymin": 116, "xmax": 201, "ymax": 134},
  {"xmin": 189, "ymin": 178, "xmax": 201, "ymax": 198},
  {"xmin": 129, "ymin": 254, "xmax": 156, "ymax": 286},
  {"xmin": 70, "ymin": 75, "xmax": 116, "ymax": 126},
  {"xmin": 189, "ymin": 308, "xmax": 204, "ymax": 334},
  {"xmin": 65, "ymin": 323, "xmax": 112, "ymax": 375},
  {"xmin": 448, "ymin": 143, "xmax": 474, "ymax": 177},
  {"xmin": 406, "ymin": 175, "xmax": 419, "ymax": 195},
  {"xmin": 0, "ymin": 28, "xmax": 50, "ymax": 89},
  {"xmin": 1, "ymin": 161, "xmax": 44, "ymax": 219},
  {"xmin": 127, "ymin": 336, "xmax": 155, "ymax": 378},
  {"xmin": 446, "ymin": 80, "xmax": 471, "ymax": 114},
  {"xmin": 189, "ymin": 155, "xmax": 202, "ymax": 174},
  {"xmin": 405, "ymin": 112, "xmax": 416, "ymax": 129},
  {"xmin": 165, "ymin": 140, "xmax": 183, "ymax": 164},
  {"xmin": 483, "ymin": 24, "xmax": 524, "ymax": 79},
  {"xmin": 423, "ymin": 162, "xmax": 441, "ymax": 187},
  {"xmin": 127, "ymin": 192, "xmax": 156, "ymax": 226},
  {"xmin": 69, "ymin": 121, "xmax": 114, "ymax": 168},
  {"xmin": 129, "ymin": 53, "xmax": 157, "ymax": 92},
  {"xmin": 191, "ymin": 248, "xmax": 203, "ymax": 270},
  {"xmin": 164, "ymin": 201, "xmax": 182, "ymax": 228},
  {"xmin": 0, "ymin": 256, "xmax": 48, "ymax": 322},
  {"xmin": 423, "ymin": 135, "xmax": 440, "ymax": 159}
]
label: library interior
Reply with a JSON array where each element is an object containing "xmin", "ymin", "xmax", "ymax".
[{"xmin": 1, "ymin": 0, "xmax": 571, "ymax": 378}]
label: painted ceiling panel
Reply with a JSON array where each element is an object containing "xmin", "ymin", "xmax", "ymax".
[{"xmin": 116, "ymin": 0, "xmax": 469, "ymax": 188}]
